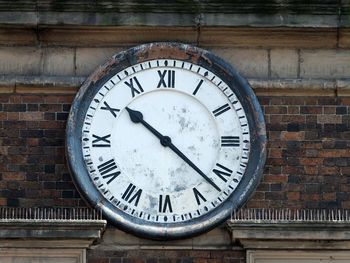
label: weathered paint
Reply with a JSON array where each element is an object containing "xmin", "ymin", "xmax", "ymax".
[{"xmin": 66, "ymin": 42, "xmax": 266, "ymax": 240}]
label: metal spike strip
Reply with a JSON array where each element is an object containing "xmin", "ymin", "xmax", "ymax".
[
  {"xmin": 0, "ymin": 207, "xmax": 103, "ymax": 221},
  {"xmin": 231, "ymin": 209, "xmax": 350, "ymax": 222}
]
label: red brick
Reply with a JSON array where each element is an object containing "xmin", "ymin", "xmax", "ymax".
[
  {"xmin": 268, "ymin": 148, "xmax": 281, "ymax": 158},
  {"xmin": 281, "ymin": 131, "xmax": 305, "ymax": 140},
  {"xmin": 300, "ymin": 158, "xmax": 323, "ymax": 165},
  {"xmin": 281, "ymin": 115, "xmax": 306, "ymax": 123},
  {"xmin": 22, "ymin": 95, "xmax": 43, "ymax": 103},
  {"xmin": 341, "ymin": 98, "xmax": 350, "ymax": 105},
  {"xmin": 323, "ymin": 192, "xmax": 336, "ymax": 200},
  {"xmin": 7, "ymin": 112, "xmax": 19, "ymax": 120},
  {"xmin": 288, "ymin": 106, "xmax": 300, "ymax": 114},
  {"xmin": 287, "ymin": 192, "xmax": 300, "ymax": 200},
  {"xmin": 20, "ymin": 112, "xmax": 43, "ymax": 121},
  {"xmin": 10, "ymin": 95, "xmax": 21, "ymax": 103},
  {"xmin": 269, "ymin": 115, "xmax": 283, "ymax": 124},
  {"xmin": 265, "ymin": 106, "xmax": 287, "ymax": 114},
  {"xmin": 2, "ymin": 172, "xmax": 25, "ymax": 181},
  {"xmin": 45, "ymin": 96, "xmax": 59, "ymax": 103},
  {"xmin": 305, "ymin": 166, "xmax": 318, "ymax": 175},
  {"xmin": 324, "ymin": 107, "xmax": 336, "ymax": 114},
  {"xmin": 58, "ymin": 95, "xmax": 75, "ymax": 103},
  {"xmin": 264, "ymin": 175, "xmax": 287, "ymax": 183}
]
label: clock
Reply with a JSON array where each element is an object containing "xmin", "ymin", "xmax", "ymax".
[{"xmin": 66, "ymin": 42, "xmax": 266, "ymax": 240}]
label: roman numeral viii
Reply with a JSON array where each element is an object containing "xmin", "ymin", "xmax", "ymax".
[
  {"xmin": 92, "ymin": 134, "xmax": 111, "ymax": 147},
  {"xmin": 157, "ymin": 70, "xmax": 175, "ymax": 88},
  {"xmin": 122, "ymin": 183, "xmax": 142, "ymax": 207},
  {"xmin": 125, "ymin": 77, "xmax": 144, "ymax": 97},
  {"xmin": 159, "ymin": 195, "xmax": 172, "ymax": 213},
  {"xmin": 98, "ymin": 159, "xmax": 120, "ymax": 184},
  {"xmin": 212, "ymin": 163, "xmax": 233, "ymax": 182}
]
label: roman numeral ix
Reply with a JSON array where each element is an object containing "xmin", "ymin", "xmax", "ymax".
[
  {"xmin": 98, "ymin": 159, "xmax": 120, "ymax": 184},
  {"xmin": 122, "ymin": 183, "xmax": 142, "ymax": 207},
  {"xmin": 92, "ymin": 134, "xmax": 111, "ymax": 147},
  {"xmin": 157, "ymin": 70, "xmax": 175, "ymax": 88},
  {"xmin": 125, "ymin": 77, "xmax": 144, "ymax": 97}
]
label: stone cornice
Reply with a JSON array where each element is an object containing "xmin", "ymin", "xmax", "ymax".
[
  {"xmin": 0, "ymin": 1, "xmax": 348, "ymax": 28},
  {"xmin": 227, "ymin": 209, "xmax": 350, "ymax": 250},
  {"xmin": 1, "ymin": 75, "xmax": 349, "ymax": 97}
]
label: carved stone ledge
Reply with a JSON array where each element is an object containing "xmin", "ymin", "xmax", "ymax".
[
  {"xmin": 227, "ymin": 209, "xmax": 350, "ymax": 250},
  {"xmin": 1, "ymin": 75, "xmax": 350, "ymax": 97},
  {"xmin": 0, "ymin": 219, "xmax": 107, "ymax": 248}
]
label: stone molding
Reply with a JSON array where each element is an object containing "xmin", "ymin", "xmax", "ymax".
[
  {"xmin": 0, "ymin": 219, "xmax": 106, "ymax": 248},
  {"xmin": 227, "ymin": 209, "xmax": 350, "ymax": 250},
  {"xmin": 1, "ymin": 75, "xmax": 349, "ymax": 97},
  {"xmin": 0, "ymin": 1, "xmax": 348, "ymax": 27}
]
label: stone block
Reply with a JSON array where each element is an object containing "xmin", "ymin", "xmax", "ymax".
[
  {"xmin": 209, "ymin": 48, "xmax": 268, "ymax": 78},
  {"xmin": 0, "ymin": 47, "xmax": 41, "ymax": 75},
  {"xmin": 41, "ymin": 27, "xmax": 198, "ymax": 47},
  {"xmin": 270, "ymin": 49, "xmax": 298, "ymax": 78},
  {"xmin": 43, "ymin": 47, "xmax": 75, "ymax": 76},
  {"xmin": 75, "ymin": 47, "xmax": 123, "ymax": 76},
  {"xmin": 300, "ymin": 50, "xmax": 350, "ymax": 78},
  {"xmin": 339, "ymin": 28, "xmax": 350, "ymax": 48},
  {"xmin": 200, "ymin": 27, "xmax": 337, "ymax": 48}
]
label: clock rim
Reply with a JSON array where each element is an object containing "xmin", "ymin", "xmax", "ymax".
[{"xmin": 66, "ymin": 42, "xmax": 267, "ymax": 240}]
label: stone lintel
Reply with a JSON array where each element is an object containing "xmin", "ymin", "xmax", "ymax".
[
  {"xmin": 0, "ymin": 1, "xmax": 347, "ymax": 28},
  {"xmin": 1, "ymin": 75, "xmax": 350, "ymax": 97},
  {"xmin": 0, "ymin": 219, "xmax": 106, "ymax": 248},
  {"xmin": 227, "ymin": 220, "xmax": 350, "ymax": 250}
]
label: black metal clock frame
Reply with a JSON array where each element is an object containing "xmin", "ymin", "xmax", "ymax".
[{"xmin": 66, "ymin": 42, "xmax": 266, "ymax": 240}]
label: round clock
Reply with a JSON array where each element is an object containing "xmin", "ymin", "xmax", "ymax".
[{"xmin": 66, "ymin": 42, "xmax": 266, "ymax": 240}]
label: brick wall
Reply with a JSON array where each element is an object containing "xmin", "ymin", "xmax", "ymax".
[
  {"xmin": 1, "ymin": 94, "xmax": 349, "ymax": 210},
  {"xmin": 0, "ymin": 25, "xmax": 350, "ymax": 262},
  {"xmin": 87, "ymin": 249, "xmax": 245, "ymax": 263}
]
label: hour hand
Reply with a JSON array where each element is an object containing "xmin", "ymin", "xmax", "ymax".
[{"xmin": 125, "ymin": 107, "xmax": 144, "ymax": 124}]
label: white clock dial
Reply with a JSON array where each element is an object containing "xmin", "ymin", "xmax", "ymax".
[{"xmin": 81, "ymin": 59, "xmax": 250, "ymax": 223}]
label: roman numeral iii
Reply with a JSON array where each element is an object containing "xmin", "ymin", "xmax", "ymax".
[
  {"xmin": 122, "ymin": 183, "xmax": 142, "ymax": 207},
  {"xmin": 221, "ymin": 136, "xmax": 240, "ymax": 147},
  {"xmin": 125, "ymin": 76, "xmax": 144, "ymax": 97},
  {"xmin": 97, "ymin": 159, "xmax": 120, "ymax": 184},
  {"xmin": 159, "ymin": 195, "xmax": 172, "ymax": 213},
  {"xmin": 157, "ymin": 70, "xmax": 175, "ymax": 88}
]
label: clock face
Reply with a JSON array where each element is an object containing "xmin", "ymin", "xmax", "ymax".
[{"xmin": 66, "ymin": 43, "xmax": 266, "ymax": 239}]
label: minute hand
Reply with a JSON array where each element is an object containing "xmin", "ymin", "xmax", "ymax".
[{"xmin": 125, "ymin": 107, "xmax": 221, "ymax": 192}]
